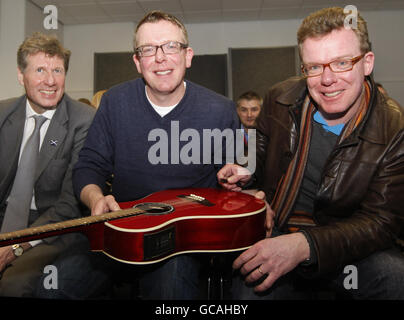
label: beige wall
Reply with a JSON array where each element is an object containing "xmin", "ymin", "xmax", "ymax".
[
  {"xmin": 63, "ymin": 10, "xmax": 404, "ymax": 104},
  {"xmin": 0, "ymin": 0, "xmax": 26, "ymax": 99},
  {"xmin": 1, "ymin": 2, "xmax": 403, "ymax": 104},
  {"xmin": 64, "ymin": 22, "xmax": 134, "ymax": 101}
]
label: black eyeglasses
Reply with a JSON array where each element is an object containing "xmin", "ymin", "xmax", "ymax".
[
  {"xmin": 135, "ymin": 41, "xmax": 188, "ymax": 57},
  {"xmin": 301, "ymin": 54, "xmax": 365, "ymax": 77}
]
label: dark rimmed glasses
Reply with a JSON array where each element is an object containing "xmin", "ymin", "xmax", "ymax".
[
  {"xmin": 301, "ymin": 54, "xmax": 366, "ymax": 77},
  {"xmin": 135, "ymin": 41, "xmax": 188, "ymax": 57}
]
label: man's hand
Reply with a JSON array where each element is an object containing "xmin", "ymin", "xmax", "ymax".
[
  {"xmin": 232, "ymin": 232, "xmax": 310, "ymax": 292},
  {"xmin": 0, "ymin": 246, "xmax": 15, "ymax": 272},
  {"xmin": 80, "ymin": 184, "xmax": 121, "ymax": 216},
  {"xmin": 0, "ymin": 242, "xmax": 32, "ymax": 272},
  {"xmin": 241, "ymin": 190, "xmax": 274, "ymax": 237},
  {"xmin": 253, "ymin": 191, "xmax": 274, "ymax": 237},
  {"xmin": 217, "ymin": 164, "xmax": 252, "ymax": 192},
  {"xmin": 91, "ymin": 195, "xmax": 121, "ymax": 216}
]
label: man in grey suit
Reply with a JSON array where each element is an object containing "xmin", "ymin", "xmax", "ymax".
[{"xmin": 0, "ymin": 32, "xmax": 95, "ymax": 297}]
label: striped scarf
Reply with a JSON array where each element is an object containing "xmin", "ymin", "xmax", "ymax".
[{"xmin": 271, "ymin": 81, "xmax": 371, "ymax": 232}]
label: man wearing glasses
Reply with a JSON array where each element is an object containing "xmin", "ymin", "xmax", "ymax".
[
  {"xmin": 218, "ymin": 7, "xmax": 404, "ymax": 299},
  {"xmin": 71, "ymin": 11, "xmax": 238, "ymax": 299}
]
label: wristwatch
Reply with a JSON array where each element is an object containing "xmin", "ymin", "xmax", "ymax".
[{"xmin": 12, "ymin": 244, "xmax": 24, "ymax": 257}]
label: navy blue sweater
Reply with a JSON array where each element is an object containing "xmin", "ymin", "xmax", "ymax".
[{"xmin": 73, "ymin": 79, "xmax": 239, "ymax": 202}]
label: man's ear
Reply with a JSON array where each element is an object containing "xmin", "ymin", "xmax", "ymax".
[
  {"xmin": 363, "ymin": 51, "xmax": 375, "ymax": 76},
  {"xmin": 17, "ymin": 67, "xmax": 24, "ymax": 86},
  {"xmin": 133, "ymin": 53, "xmax": 143, "ymax": 75},
  {"xmin": 185, "ymin": 47, "xmax": 194, "ymax": 69}
]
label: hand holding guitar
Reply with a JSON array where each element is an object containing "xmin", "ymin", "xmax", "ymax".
[
  {"xmin": 218, "ymin": 165, "xmax": 274, "ymax": 237},
  {"xmin": 80, "ymin": 184, "xmax": 121, "ymax": 216},
  {"xmin": 253, "ymin": 191, "xmax": 274, "ymax": 238},
  {"xmin": 217, "ymin": 164, "xmax": 252, "ymax": 192},
  {"xmin": 239, "ymin": 189, "xmax": 274, "ymax": 238}
]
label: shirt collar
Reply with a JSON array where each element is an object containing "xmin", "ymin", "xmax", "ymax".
[
  {"xmin": 25, "ymin": 99, "xmax": 56, "ymax": 121},
  {"xmin": 313, "ymin": 111, "xmax": 345, "ymax": 136}
]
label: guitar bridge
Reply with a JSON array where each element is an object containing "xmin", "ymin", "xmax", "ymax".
[{"xmin": 177, "ymin": 194, "xmax": 214, "ymax": 206}]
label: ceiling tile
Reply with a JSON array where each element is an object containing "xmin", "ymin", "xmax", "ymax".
[
  {"xmin": 379, "ymin": 1, "xmax": 404, "ymax": 10},
  {"xmin": 222, "ymin": 0, "xmax": 262, "ymax": 10},
  {"xmin": 222, "ymin": 9, "xmax": 260, "ymax": 22},
  {"xmin": 30, "ymin": 0, "xmax": 404, "ymax": 26},
  {"xmin": 302, "ymin": 0, "xmax": 337, "ymax": 5},
  {"xmin": 32, "ymin": 0, "xmax": 97, "ymax": 6},
  {"xmin": 61, "ymin": 4, "xmax": 108, "ymax": 17},
  {"xmin": 111, "ymin": 14, "xmax": 146, "ymax": 23},
  {"xmin": 74, "ymin": 15, "xmax": 114, "ymax": 24},
  {"xmin": 184, "ymin": 10, "xmax": 222, "ymax": 23},
  {"xmin": 98, "ymin": 2, "xmax": 144, "ymax": 16},
  {"xmin": 137, "ymin": 0, "xmax": 183, "ymax": 12},
  {"xmin": 180, "ymin": 0, "xmax": 222, "ymax": 12},
  {"xmin": 260, "ymin": 7, "xmax": 301, "ymax": 20},
  {"xmin": 262, "ymin": 0, "xmax": 303, "ymax": 8},
  {"xmin": 56, "ymin": 6, "xmax": 79, "ymax": 25}
]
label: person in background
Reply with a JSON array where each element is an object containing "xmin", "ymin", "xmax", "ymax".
[
  {"xmin": 236, "ymin": 91, "xmax": 262, "ymax": 136},
  {"xmin": 91, "ymin": 89, "xmax": 107, "ymax": 109},
  {"xmin": 236, "ymin": 91, "xmax": 262, "ymax": 156},
  {"xmin": 78, "ymin": 98, "xmax": 92, "ymax": 106},
  {"xmin": 0, "ymin": 32, "xmax": 95, "ymax": 297},
  {"xmin": 218, "ymin": 7, "xmax": 404, "ymax": 300}
]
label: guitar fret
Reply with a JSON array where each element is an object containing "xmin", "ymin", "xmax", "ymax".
[{"xmin": 0, "ymin": 207, "xmax": 143, "ymax": 243}]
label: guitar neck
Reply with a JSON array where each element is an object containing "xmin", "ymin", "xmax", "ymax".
[{"xmin": 0, "ymin": 207, "xmax": 142, "ymax": 247}]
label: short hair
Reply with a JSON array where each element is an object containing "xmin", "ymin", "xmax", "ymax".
[
  {"xmin": 297, "ymin": 7, "xmax": 371, "ymax": 58},
  {"xmin": 236, "ymin": 91, "xmax": 263, "ymax": 107},
  {"xmin": 91, "ymin": 89, "xmax": 107, "ymax": 109},
  {"xmin": 134, "ymin": 11, "xmax": 189, "ymax": 50},
  {"xmin": 17, "ymin": 32, "xmax": 71, "ymax": 73}
]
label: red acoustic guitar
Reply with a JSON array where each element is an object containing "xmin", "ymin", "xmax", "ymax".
[{"xmin": 0, "ymin": 188, "xmax": 266, "ymax": 264}]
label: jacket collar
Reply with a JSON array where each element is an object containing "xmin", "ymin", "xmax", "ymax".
[{"xmin": 276, "ymin": 77, "xmax": 308, "ymax": 107}]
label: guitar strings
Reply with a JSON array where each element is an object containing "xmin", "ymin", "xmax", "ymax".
[{"xmin": 0, "ymin": 197, "xmax": 196, "ymax": 241}]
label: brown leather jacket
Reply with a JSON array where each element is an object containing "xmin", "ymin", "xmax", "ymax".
[{"xmin": 255, "ymin": 76, "xmax": 404, "ymax": 276}]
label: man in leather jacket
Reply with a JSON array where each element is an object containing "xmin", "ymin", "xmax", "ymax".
[{"xmin": 218, "ymin": 7, "xmax": 404, "ymax": 299}]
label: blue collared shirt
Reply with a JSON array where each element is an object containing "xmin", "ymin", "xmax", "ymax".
[{"xmin": 313, "ymin": 111, "xmax": 345, "ymax": 135}]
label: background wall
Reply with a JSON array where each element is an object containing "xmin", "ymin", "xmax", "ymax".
[
  {"xmin": 63, "ymin": 10, "xmax": 404, "ymax": 104},
  {"xmin": 63, "ymin": 22, "xmax": 134, "ymax": 100},
  {"xmin": 365, "ymin": 11, "xmax": 404, "ymax": 103},
  {"xmin": 0, "ymin": 1, "xmax": 403, "ymax": 105},
  {"xmin": 0, "ymin": 0, "xmax": 27, "ymax": 98}
]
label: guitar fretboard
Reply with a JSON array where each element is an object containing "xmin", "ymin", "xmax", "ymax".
[{"xmin": 0, "ymin": 206, "xmax": 144, "ymax": 244}]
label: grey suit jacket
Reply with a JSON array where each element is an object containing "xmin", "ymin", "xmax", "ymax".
[{"xmin": 0, "ymin": 94, "xmax": 95, "ymax": 245}]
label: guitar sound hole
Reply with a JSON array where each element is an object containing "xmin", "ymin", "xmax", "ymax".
[{"xmin": 133, "ymin": 202, "xmax": 174, "ymax": 216}]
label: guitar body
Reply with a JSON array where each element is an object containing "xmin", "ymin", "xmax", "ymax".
[{"xmin": 86, "ymin": 188, "xmax": 266, "ymax": 264}]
